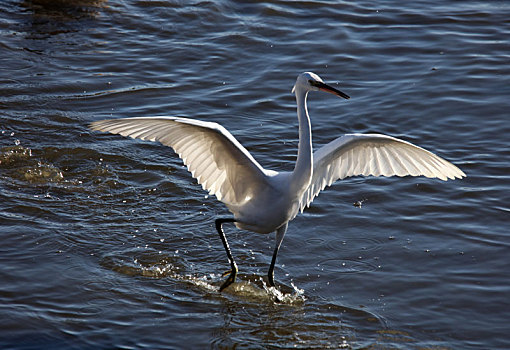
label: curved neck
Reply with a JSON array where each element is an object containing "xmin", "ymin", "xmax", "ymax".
[{"xmin": 290, "ymin": 87, "xmax": 313, "ymax": 194}]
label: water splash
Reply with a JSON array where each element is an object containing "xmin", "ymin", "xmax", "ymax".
[
  {"xmin": 101, "ymin": 250, "xmax": 305, "ymax": 305},
  {"xmin": 0, "ymin": 145, "xmax": 32, "ymax": 166}
]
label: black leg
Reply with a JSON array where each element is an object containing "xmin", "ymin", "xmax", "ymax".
[
  {"xmin": 215, "ymin": 218, "xmax": 237, "ymax": 291},
  {"xmin": 268, "ymin": 245, "xmax": 279, "ymax": 287},
  {"xmin": 267, "ymin": 223, "xmax": 288, "ymax": 288}
]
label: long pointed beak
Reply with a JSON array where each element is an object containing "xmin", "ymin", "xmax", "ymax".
[{"xmin": 316, "ymin": 82, "xmax": 350, "ymax": 99}]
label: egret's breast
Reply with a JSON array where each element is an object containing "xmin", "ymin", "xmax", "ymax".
[{"xmin": 227, "ymin": 172, "xmax": 301, "ymax": 234}]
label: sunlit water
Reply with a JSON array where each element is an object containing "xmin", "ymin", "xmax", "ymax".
[{"xmin": 1, "ymin": 0, "xmax": 509, "ymax": 348}]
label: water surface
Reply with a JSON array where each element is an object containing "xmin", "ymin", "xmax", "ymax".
[{"xmin": 1, "ymin": 0, "xmax": 509, "ymax": 348}]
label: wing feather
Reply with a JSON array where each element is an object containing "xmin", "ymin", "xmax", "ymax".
[
  {"xmin": 300, "ymin": 133, "xmax": 465, "ymax": 211},
  {"xmin": 90, "ymin": 116, "xmax": 269, "ymax": 207}
]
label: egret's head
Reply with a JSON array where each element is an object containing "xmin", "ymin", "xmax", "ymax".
[{"xmin": 292, "ymin": 72, "xmax": 350, "ymax": 99}]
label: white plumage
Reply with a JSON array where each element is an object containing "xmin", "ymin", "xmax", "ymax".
[
  {"xmin": 91, "ymin": 117, "xmax": 270, "ymax": 207},
  {"xmin": 90, "ymin": 72, "xmax": 465, "ymax": 290},
  {"xmin": 299, "ymin": 133, "xmax": 464, "ymax": 212}
]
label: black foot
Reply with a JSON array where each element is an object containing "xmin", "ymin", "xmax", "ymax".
[{"xmin": 219, "ymin": 264, "xmax": 237, "ymax": 291}]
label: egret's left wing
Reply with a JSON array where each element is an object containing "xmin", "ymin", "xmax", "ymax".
[{"xmin": 299, "ymin": 133, "xmax": 465, "ymax": 212}]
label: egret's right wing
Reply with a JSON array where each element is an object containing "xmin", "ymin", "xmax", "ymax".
[
  {"xmin": 90, "ymin": 117, "xmax": 270, "ymax": 207},
  {"xmin": 300, "ymin": 133, "xmax": 465, "ymax": 211}
]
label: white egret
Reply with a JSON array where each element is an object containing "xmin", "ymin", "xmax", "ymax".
[{"xmin": 90, "ymin": 72, "xmax": 465, "ymax": 291}]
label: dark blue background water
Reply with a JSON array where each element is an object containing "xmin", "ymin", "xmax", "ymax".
[{"xmin": 1, "ymin": 0, "xmax": 509, "ymax": 348}]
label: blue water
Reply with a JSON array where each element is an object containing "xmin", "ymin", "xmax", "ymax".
[{"xmin": 1, "ymin": 0, "xmax": 509, "ymax": 348}]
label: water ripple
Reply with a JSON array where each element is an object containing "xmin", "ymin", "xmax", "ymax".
[{"xmin": 1, "ymin": 0, "xmax": 508, "ymax": 348}]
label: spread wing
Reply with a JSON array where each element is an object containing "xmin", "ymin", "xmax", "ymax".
[
  {"xmin": 90, "ymin": 117, "xmax": 270, "ymax": 207},
  {"xmin": 300, "ymin": 133, "xmax": 465, "ymax": 211}
]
